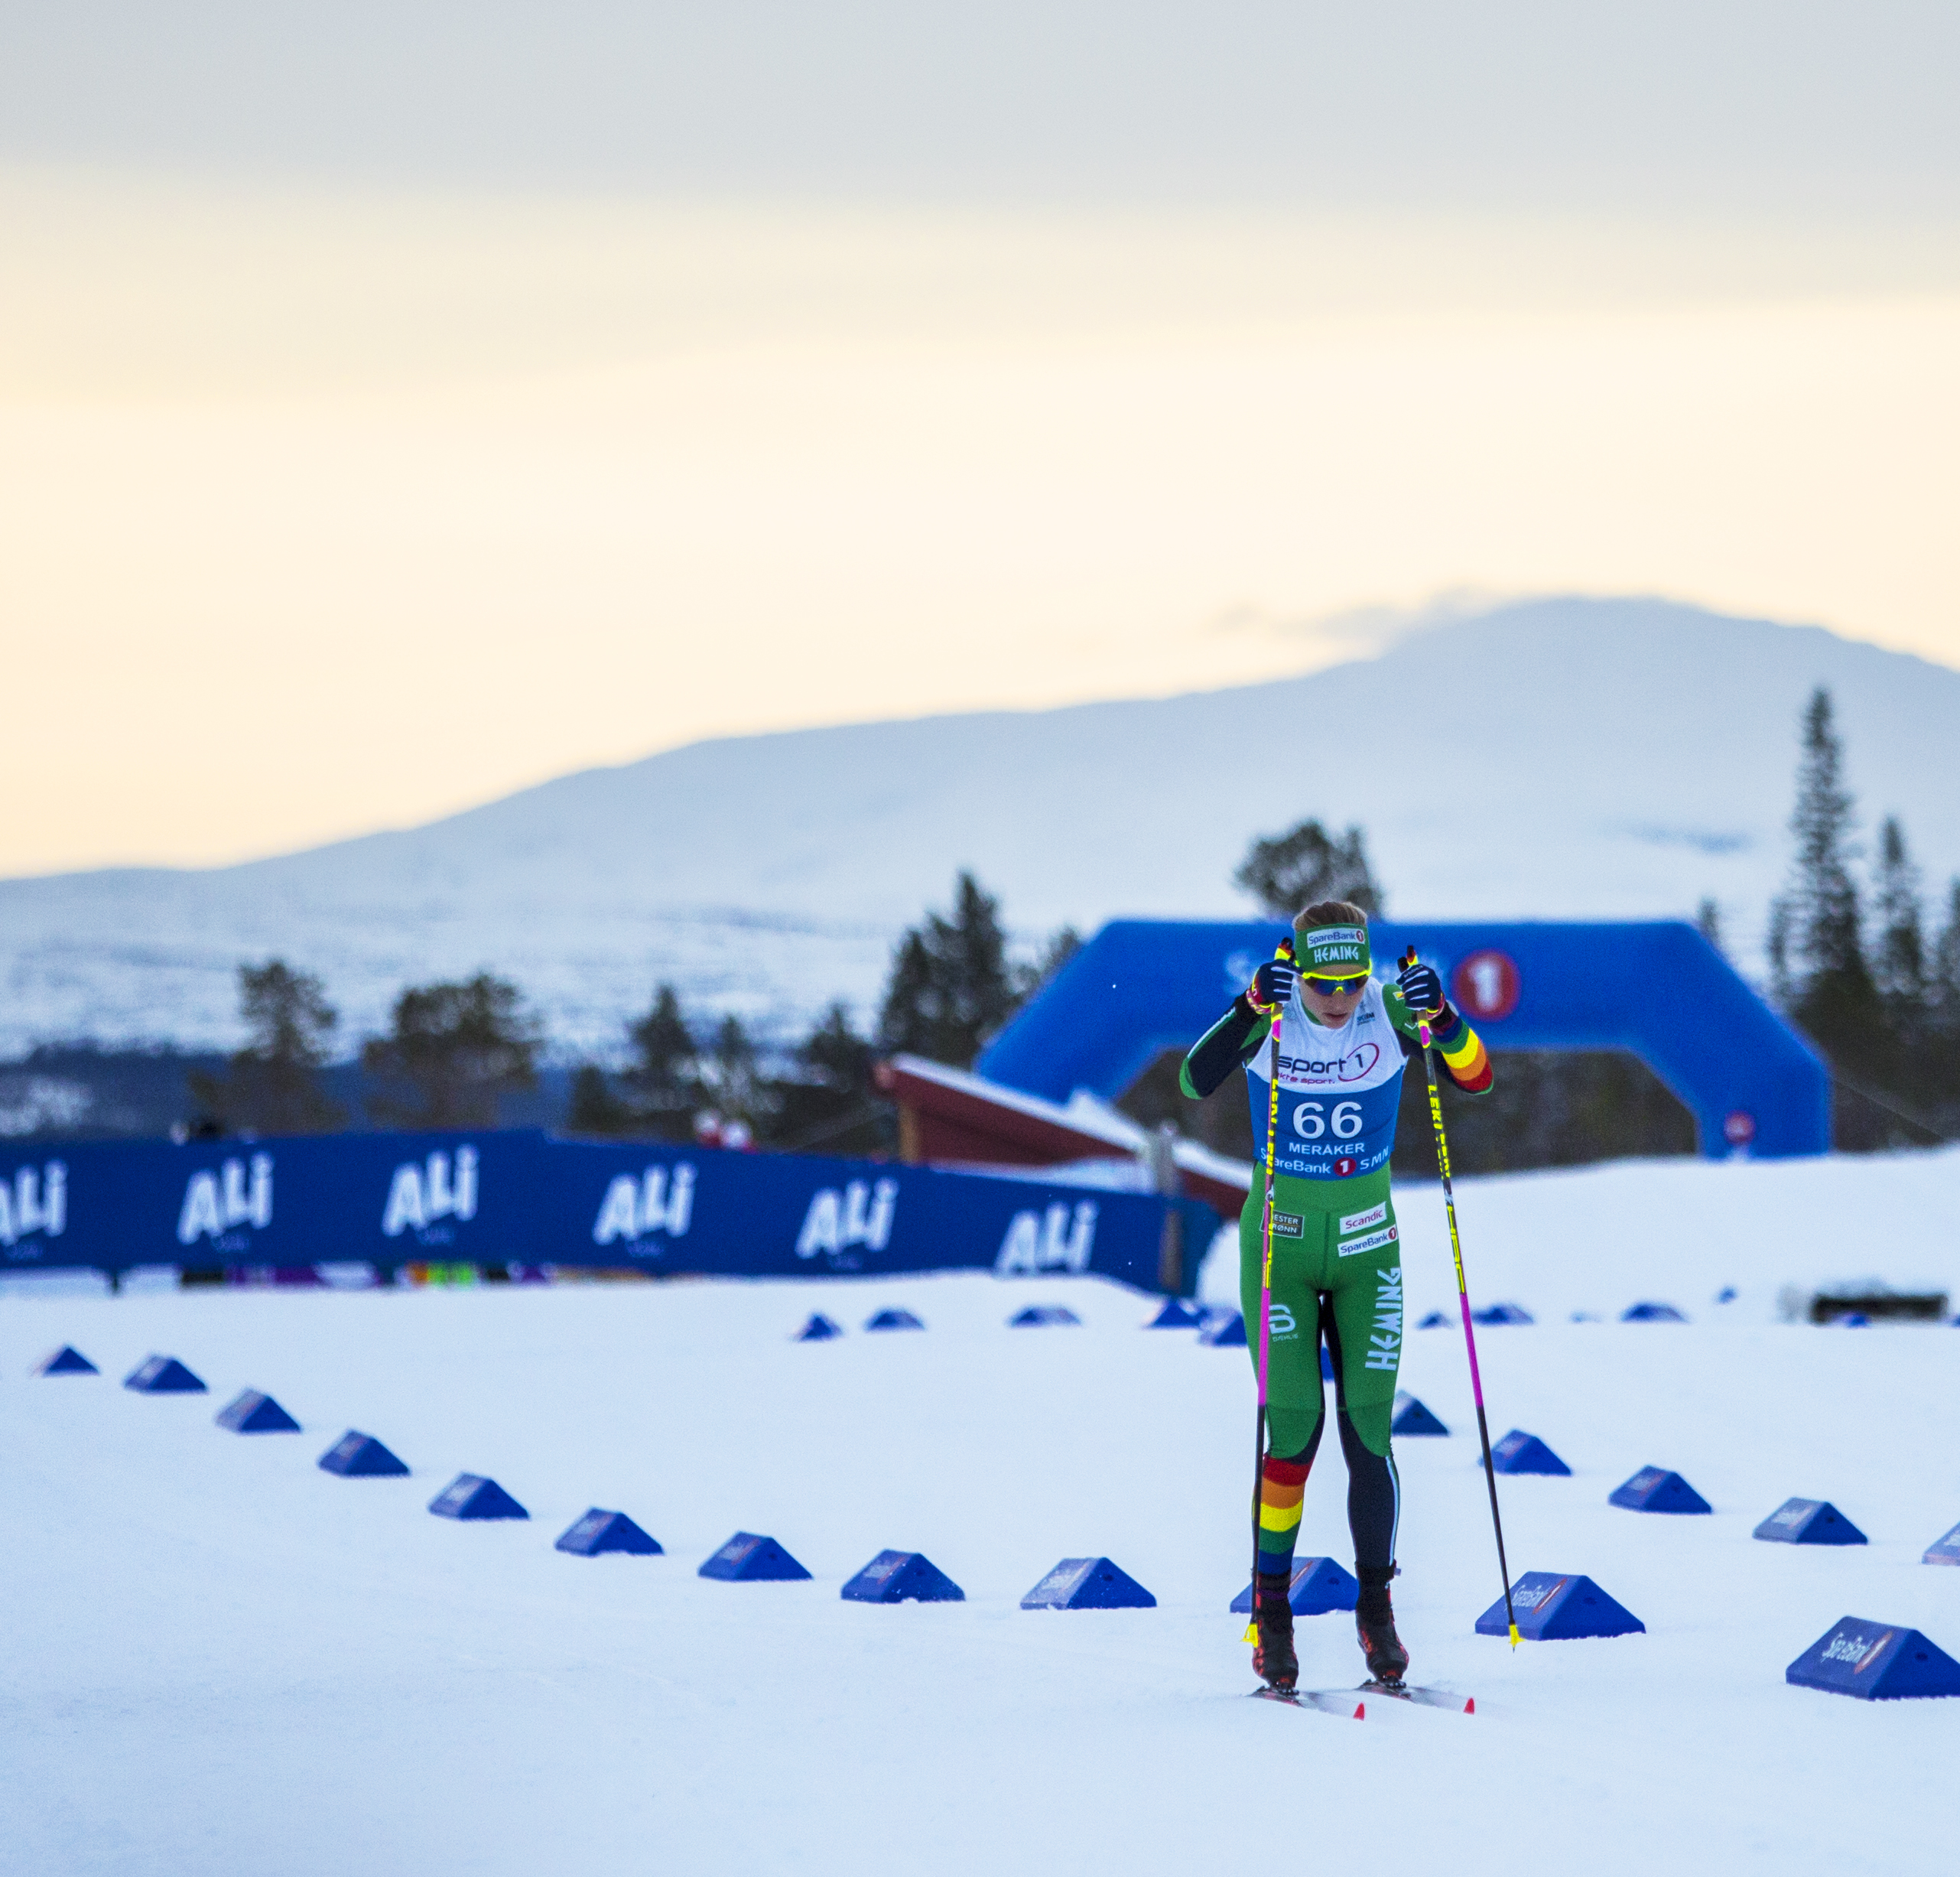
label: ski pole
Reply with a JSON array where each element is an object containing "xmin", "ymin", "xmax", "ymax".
[
  {"xmin": 1245, "ymin": 941, "xmax": 1289, "ymax": 1640},
  {"xmin": 1403, "ymin": 947, "xmax": 1520, "ymax": 1648}
]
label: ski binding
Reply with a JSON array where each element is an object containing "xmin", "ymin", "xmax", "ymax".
[
  {"xmin": 1250, "ymin": 1686, "xmax": 1366, "ymax": 1719},
  {"xmin": 1358, "ymin": 1680, "xmax": 1474, "ymax": 1713}
]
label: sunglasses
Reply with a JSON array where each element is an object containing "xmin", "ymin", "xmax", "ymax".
[{"xmin": 1300, "ymin": 974, "xmax": 1366, "ymax": 997}]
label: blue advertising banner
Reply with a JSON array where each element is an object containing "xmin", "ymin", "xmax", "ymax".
[
  {"xmin": 544, "ymin": 1139, "xmax": 1214, "ymax": 1292},
  {"xmin": 0, "ymin": 1131, "xmax": 1213, "ymax": 1294},
  {"xmin": 0, "ymin": 1131, "xmax": 547, "ymax": 1275}
]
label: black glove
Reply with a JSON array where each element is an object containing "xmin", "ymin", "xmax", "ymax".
[
  {"xmin": 1396, "ymin": 959, "xmax": 1445, "ymax": 1019},
  {"xmin": 1247, "ymin": 955, "xmax": 1298, "ymax": 1014}
]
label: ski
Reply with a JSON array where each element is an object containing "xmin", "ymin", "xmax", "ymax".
[
  {"xmin": 1357, "ymin": 1681, "xmax": 1474, "ymax": 1713},
  {"xmin": 1250, "ymin": 1687, "xmax": 1366, "ymax": 1719}
]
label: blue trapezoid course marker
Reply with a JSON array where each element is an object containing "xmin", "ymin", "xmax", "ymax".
[
  {"xmin": 795, "ymin": 1313, "xmax": 843, "ymax": 1341},
  {"xmin": 34, "ymin": 1345, "xmax": 98, "ymax": 1376},
  {"xmin": 124, "ymin": 1355, "xmax": 206, "ymax": 1394},
  {"xmin": 840, "ymin": 1550, "xmax": 965, "ymax": 1603},
  {"xmin": 1924, "ymin": 1521, "xmax": 1960, "ymax": 1566},
  {"xmin": 1484, "ymin": 1430, "xmax": 1571, "ymax": 1475},
  {"xmin": 865, "ymin": 1308, "xmax": 925, "ymax": 1331},
  {"xmin": 216, "ymin": 1390, "xmax": 301, "ymax": 1433},
  {"xmin": 1620, "ymin": 1302, "xmax": 1689, "ymax": 1322},
  {"xmin": 1145, "ymin": 1298, "xmax": 1203, "ymax": 1329},
  {"xmin": 1609, "ymin": 1467, "xmax": 1711, "ymax": 1514},
  {"xmin": 1020, "ymin": 1557, "xmax": 1156, "ymax": 1610},
  {"xmin": 1476, "ymin": 1573, "xmax": 1644, "ymax": 1641},
  {"xmin": 319, "ymin": 1431, "xmax": 410, "ymax": 1477},
  {"xmin": 699, "ymin": 1532, "xmax": 811, "ymax": 1581},
  {"xmin": 1754, "ymin": 1498, "xmax": 1867, "ymax": 1545},
  {"xmin": 557, "ymin": 1509, "xmax": 662, "ymax": 1556},
  {"xmin": 1786, "ymin": 1618, "xmax": 1960, "ymax": 1700},
  {"xmin": 428, "ymin": 1474, "xmax": 528, "ymax": 1521},
  {"xmin": 1230, "ymin": 1556, "xmax": 1357, "ymax": 1616},
  {"xmin": 1009, "ymin": 1305, "xmax": 1081, "ymax": 1327},
  {"xmin": 1391, "ymin": 1393, "xmax": 1449, "ymax": 1436}
]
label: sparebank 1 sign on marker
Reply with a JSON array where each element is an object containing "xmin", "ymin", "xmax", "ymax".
[
  {"xmin": 382, "ymin": 1147, "xmax": 478, "ymax": 1245},
  {"xmin": 177, "ymin": 1154, "xmax": 273, "ymax": 1250},
  {"xmin": 0, "ymin": 1160, "xmax": 67, "ymax": 1257},
  {"xmin": 592, "ymin": 1163, "xmax": 696, "ymax": 1254}
]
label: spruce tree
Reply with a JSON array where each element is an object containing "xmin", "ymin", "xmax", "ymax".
[
  {"xmin": 567, "ymin": 984, "xmax": 705, "ymax": 1140},
  {"xmin": 1695, "ymin": 898, "xmax": 1725, "ymax": 957},
  {"xmin": 1234, "ymin": 821, "xmax": 1383, "ymax": 919},
  {"xmin": 1782, "ymin": 689, "xmax": 1882, "ymax": 1069},
  {"xmin": 773, "ymin": 1003, "xmax": 886, "ymax": 1155},
  {"xmin": 362, "ymin": 974, "xmax": 541, "ymax": 1129},
  {"xmin": 699, "ymin": 1013, "xmax": 772, "ymax": 1137},
  {"xmin": 1932, "ymin": 880, "xmax": 1960, "ymax": 1036},
  {"xmin": 1871, "ymin": 816, "xmax": 1927, "ymax": 1014},
  {"xmin": 619, "ymin": 985, "xmax": 705, "ymax": 1139},
  {"xmin": 188, "ymin": 961, "xmax": 346, "ymax": 1135},
  {"xmin": 876, "ymin": 871, "xmax": 1019, "ymax": 1067},
  {"xmin": 565, "ymin": 1063, "xmax": 633, "ymax": 1136}
]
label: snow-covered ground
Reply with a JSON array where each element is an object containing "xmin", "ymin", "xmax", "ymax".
[{"xmin": 6, "ymin": 1150, "xmax": 1958, "ymax": 1875}]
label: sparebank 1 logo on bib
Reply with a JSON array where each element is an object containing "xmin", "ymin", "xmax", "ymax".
[
  {"xmin": 0, "ymin": 1160, "xmax": 67, "ymax": 1257},
  {"xmin": 177, "ymin": 1154, "xmax": 273, "ymax": 1251},
  {"xmin": 382, "ymin": 1147, "xmax": 477, "ymax": 1245}
]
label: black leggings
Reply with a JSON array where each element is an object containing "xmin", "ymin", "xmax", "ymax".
[{"xmin": 1274, "ymin": 1313, "xmax": 1400, "ymax": 1575}]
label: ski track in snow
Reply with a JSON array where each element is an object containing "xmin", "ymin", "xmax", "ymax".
[{"xmin": 5, "ymin": 1149, "xmax": 1958, "ymax": 1875}]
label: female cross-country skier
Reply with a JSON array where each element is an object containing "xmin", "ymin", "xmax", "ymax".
[{"xmin": 1179, "ymin": 900, "xmax": 1493, "ymax": 1691}]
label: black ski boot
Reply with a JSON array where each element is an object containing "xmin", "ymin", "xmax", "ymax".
[
  {"xmin": 1355, "ymin": 1565, "xmax": 1410, "ymax": 1687},
  {"xmin": 1251, "ymin": 1572, "xmax": 1299, "ymax": 1691}
]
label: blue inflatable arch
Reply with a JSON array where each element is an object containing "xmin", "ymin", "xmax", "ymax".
[{"xmin": 976, "ymin": 920, "xmax": 1830, "ymax": 1160}]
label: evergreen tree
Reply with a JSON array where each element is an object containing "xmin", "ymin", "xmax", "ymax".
[
  {"xmin": 1014, "ymin": 925, "xmax": 1084, "ymax": 1004},
  {"xmin": 772, "ymin": 1002, "xmax": 888, "ymax": 1155},
  {"xmin": 565, "ymin": 1063, "xmax": 634, "ymax": 1136},
  {"xmin": 1234, "ymin": 821, "xmax": 1383, "ymax": 919},
  {"xmin": 1781, "ymin": 688, "xmax": 1883, "ymax": 1078},
  {"xmin": 698, "ymin": 1013, "xmax": 774, "ymax": 1137},
  {"xmin": 188, "ymin": 961, "xmax": 346, "ymax": 1135},
  {"xmin": 565, "ymin": 984, "xmax": 705, "ymax": 1140},
  {"xmin": 1694, "ymin": 898, "xmax": 1724, "ymax": 956},
  {"xmin": 362, "ymin": 974, "xmax": 541, "ymax": 1129},
  {"xmin": 877, "ymin": 871, "xmax": 1020, "ymax": 1067},
  {"xmin": 1764, "ymin": 896, "xmax": 1794, "ymax": 1007},
  {"xmin": 1932, "ymin": 880, "xmax": 1960, "ymax": 1038},
  {"xmin": 1872, "ymin": 816, "xmax": 1927, "ymax": 1015},
  {"xmin": 619, "ymin": 984, "xmax": 705, "ymax": 1139}
]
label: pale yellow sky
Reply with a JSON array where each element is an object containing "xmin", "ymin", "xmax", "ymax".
[{"xmin": 4, "ymin": 166, "xmax": 1958, "ymax": 877}]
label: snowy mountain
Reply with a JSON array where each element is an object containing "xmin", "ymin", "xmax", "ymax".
[{"xmin": 5, "ymin": 595, "xmax": 1958, "ymax": 1057}]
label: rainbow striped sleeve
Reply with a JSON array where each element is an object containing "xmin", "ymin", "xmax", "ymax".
[{"xmin": 1428, "ymin": 1004, "xmax": 1494, "ymax": 1092}]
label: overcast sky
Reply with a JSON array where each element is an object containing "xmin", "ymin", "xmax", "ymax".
[
  {"xmin": 3, "ymin": 3, "xmax": 1957, "ymax": 875},
  {"xmin": 5, "ymin": 2, "xmax": 1958, "ymax": 216}
]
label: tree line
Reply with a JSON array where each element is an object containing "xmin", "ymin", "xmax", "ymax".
[
  {"xmin": 192, "ymin": 685, "xmax": 1953, "ymax": 1163},
  {"xmin": 189, "ymin": 873, "xmax": 1079, "ymax": 1147},
  {"xmin": 1174, "ymin": 683, "xmax": 1960, "ymax": 1167},
  {"xmin": 1763, "ymin": 687, "xmax": 1960, "ymax": 1147}
]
